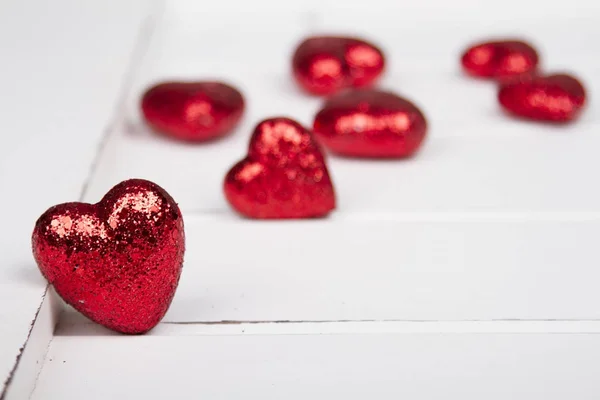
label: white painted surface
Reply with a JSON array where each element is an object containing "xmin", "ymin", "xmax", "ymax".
[
  {"xmin": 83, "ymin": 9, "xmax": 600, "ymax": 323},
  {"xmin": 31, "ymin": 331, "xmax": 600, "ymax": 400},
  {"xmin": 4, "ymin": 0, "xmax": 600, "ymax": 398},
  {"xmin": 2, "ymin": 290, "xmax": 60, "ymax": 400},
  {"xmin": 90, "ymin": 131, "xmax": 600, "ymax": 214},
  {"xmin": 0, "ymin": 0, "xmax": 149, "ymax": 396},
  {"xmin": 160, "ymin": 219, "xmax": 600, "ymax": 322}
]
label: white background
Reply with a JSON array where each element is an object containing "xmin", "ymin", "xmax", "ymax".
[{"xmin": 1, "ymin": 0, "xmax": 600, "ymax": 398}]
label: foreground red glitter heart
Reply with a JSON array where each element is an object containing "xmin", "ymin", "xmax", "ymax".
[
  {"xmin": 461, "ymin": 40, "xmax": 539, "ymax": 81},
  {"xmin": 498, "ymin": 74, "xmax": 586, "ymax": 122},
  {"xmin": 224, "ymin": 118, "xmax": 336, "ymax": 219},
  {"xmin": 141, "ymin": 81, "xmax": 244, "ymax": 142},
  {"xmin": 313, "ymin": 89, "xmax": 428, "ymax": 158},
  {"xmin": 292, "ymin": 36, "xmax": 385, "ymax": 95},
  {"xmin": 32, "ymin": 179, "xmax": 185, "ymax": 334}
]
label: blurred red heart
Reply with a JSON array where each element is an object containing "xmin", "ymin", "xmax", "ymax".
[
  {"xmin": 141, "ymin": 81, "xmax": 244, "ymax": 142},
  {"xmin": 32, "ymin": 179, "xmax": 185, "ymax": 334},
  {"xmin": 224, "ymin": 117, "xmax": 336, "ymax": 219},
  {"xmin": 292, "ymin": 36, "xmax": 385, "ymax": 95},
  {"xmin": 498, "ymin": 73, "xmax": 586, "ymax": 122},
  {"xmin": 313, "ymin": 89, "xmax": 428, "ymax": 158},
  {"xmin": 461, "ymin": 39, "xmax": 539, "ymax": 81}
]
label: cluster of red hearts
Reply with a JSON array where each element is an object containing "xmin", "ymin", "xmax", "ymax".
[
  {"xmin": 142, "ymin": 36, "xmax": 426, "ymax": 219},
  {"xmin": 31, "ymin": 36, "xmax": 587, "ymax": 335},
  {"xmin": 461, "ymin": 39, "xmax": 586, "ymax": 122},
  {"xmin": 142, "ymin": 36, "xmax": 587, "ymax": 219}
]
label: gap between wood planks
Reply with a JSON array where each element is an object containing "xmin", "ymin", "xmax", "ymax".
[
  {"xmin": 180, "ymin": 210, "xmax": 600, "ymax": 223},
  {"xmin": 52, "ymin": 312, "xmax": 600, "ymax": 337}
]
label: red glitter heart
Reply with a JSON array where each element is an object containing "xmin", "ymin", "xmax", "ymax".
[
  {"xmin": 498, "ymin": 73, "xmax": 586, "ymax": 122},
  {"xmin": 141, "ymin": 81, "xmax": 245, "ymax": 142},
  {"xmin": 313, "ymin": 89, "xmax": 428, "ymax": 158},
  {"xmin": 292, "ymin": 36, "xmax": 385, "ymax": 96},
  {"xmin": 224, "ymin": 118, "xmax": 336, "ymax": 219},
  {"xmin": 32, "ymin": 179, "xmax": 185, "ymax": 334},
  {"xmin": 461, "ymin": 39, "xmax": 539, "ymax": 81}
]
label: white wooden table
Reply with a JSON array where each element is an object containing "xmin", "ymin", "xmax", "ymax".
[{"xmin": 2, "ymin": 0, "xmax": 600, "ymax": 398}]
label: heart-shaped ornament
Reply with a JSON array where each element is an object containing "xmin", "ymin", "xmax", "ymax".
[
  {"xmin": 498, "ymin": 73, "xmax": 586, "ymax": 122},
  {"xmin": 224, "ymin": 117, "xmax": 336, "ymax": 219},
  {"xmin": 292, "ymin": 36, "xmax": 385, "ymax": 96},
  {"xmin": 32, "ymin": 179, "xmax": 185, "ymax": 334},
  {"xmin": 141, "ymin": 81, "xmax": 245, "ymax": 142},
  {"xmin": 461, "ymin": 39, "xmax": 539, "ymax": 81},
  {"xmin": 313, "ymin": 89, "xmax": 428, "ymax": 158}
]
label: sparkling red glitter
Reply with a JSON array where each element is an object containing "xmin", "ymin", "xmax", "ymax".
[
  {"xmin": 461, "ymin": 40, "xmax": 539, "ymax": 81},
  {"xmin": 224, "ymin": 117, "xmax": 336, "ymax": 219},
  {"xmin": 292, "ymin": 36, "xmax": 385, "ymax": 96},
  {"xmin": 498, "ymin": 73, "xmax": 586, "ymax": 123},
  {"xmin": 313, "ymin": 89, "xmax": 428, "ymax": 158},
  {"xmin": 32, "ymin": 179, "xmax": 185, "ymax": 334},
  {"xmin": 141, "ymin": 81, "xmax": 245, "ymax": 142}
]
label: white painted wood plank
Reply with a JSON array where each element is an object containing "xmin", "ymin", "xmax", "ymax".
[
  {"xmin": 159, "ymin": 219, "xmax": 600, "ymax": 322},
  {"xmin": 31, "ymin": 332, "xmax": 600, "ymax": 400},
  {"xmin": 0, "ymin": 0, "xmax": 150, "ymax": 396},
  {"xmin": 88, "ymin": 132, "xmax": 600, "ymax": 215}
]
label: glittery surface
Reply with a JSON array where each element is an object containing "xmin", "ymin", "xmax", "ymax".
[
  {"xmin": 313, "ymin": 89, "xmax": 428, "ymax": 158},
  {"xmin": 224, "ymin": 117, "xmax": 336, "ymax": 219},
  {"xmin": 32, "ymin": 179, "xmax": 185, "ymax": 334},
  {"xmin": 141, "ymin": 81, "xmax": 245, "ymax": 142},
  {"xmin": 461, "ymin": 40, "xmax": 539, "ymax": 81},
  {"xmin": 292, "ymin": 36, "xmax": 385, "ymax": 96},
  {"xmin": 498, "ymin": 73, "xmax": 586, "ymax": 122}
]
